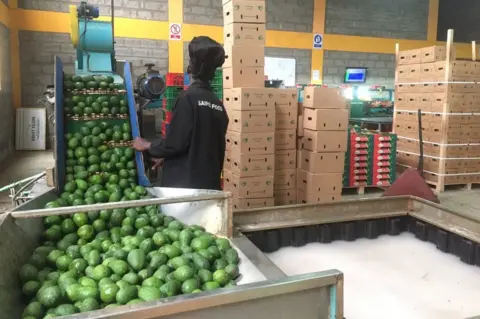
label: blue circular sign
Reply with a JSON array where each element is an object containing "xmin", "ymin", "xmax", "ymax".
[{"xmin": 314, "ymin": 34, "xmax": 323, "ymax": 44}]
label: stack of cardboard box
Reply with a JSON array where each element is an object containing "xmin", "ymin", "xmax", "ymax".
[
  {"xmin": 273, "ymin": 89, "xmax": 298, "ymax": 205},
  {"xmin": 222, "ymin": 0, "xmax": 275, "ymax": 209},
  {"xmin": 297, "ymin": 87, "xmax": 348, "ymax": 203}
]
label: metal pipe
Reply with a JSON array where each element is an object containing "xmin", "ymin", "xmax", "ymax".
[{"xmin": 11, "ymin": 192, "xmax": 231, "ymax": 219}]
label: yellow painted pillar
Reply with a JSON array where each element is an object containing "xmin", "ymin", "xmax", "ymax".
[
  {"xmin": 311, "ymin": 0, "xmax": 326, "ymax": 84},
  {"xmin": 168, "ymin": 0, "xmax": 184, "ymax": 73},
  {"xmin": 427, "ymin": 0, "xmax": 439, "ymax": 42},
  {"xmin": 8, "ymin": 0, "xmax": 21, "ymax": 108}
]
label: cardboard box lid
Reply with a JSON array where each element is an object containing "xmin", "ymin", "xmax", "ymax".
[
  {"xmin": 275, "ymin": 149, "xmax": 297, "ymax": 169},
  {"xmin": 223, "ymin": 0, "xmax": 266, "ymax": 25},
  {"xmin": 273, "ymin": 88, "xmax": 298, "ymax": 107},
  {"xmin": 224, "ymin": 23, "xmax": 266, "ymax": 45},
  {"xmin": 224, "ymin": 171, "xmax": 274, "ymax": 198},
  {"xmin": 224, "ymin": 88, "xmax": 275, "ymax": 111},
  {"xmin": 303, "ymin": 129, "xmax": 348, "ymax": 152},
  {"xmin": 303, "ymin": 108, "xmax": 349, "ymax": 131},
  {"xmin": 301, "ymin": 150, "xmax": 345, "ymax": 174},
  {"xmin": 224, "ymin": 150, "xmax": 274, "ymax": 176},
  {"xmin": 226, "ymin": 130, "xmax": 275, "ymax": 154},
  {"xmin": 228, "ymin": 109, "xmax": 275, "ymax": 133},
  {"xmin": 222, "ymin": 66, "xmax": 265, "ymax": 89},
  {"xmin": 223, "ymin": 45, "xmax": 265, "ymax": 68},
  {"xmin": 303, "ymin": 87, "xmax": 346, "ymax": 109},
  {"xmin": 297, "ymin": 169, "xmax": 343, "ymax": 194}
]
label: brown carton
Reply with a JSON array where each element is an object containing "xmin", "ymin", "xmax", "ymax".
[
  {"xmin": 396, "ymin": 64, "xmax": 421, "ymax": 82},
  {"xmin": 303, "ymin": 108, "xmax": 348, "ymax": 131},
  {"xmin": 226, "ymin": 130, "xmax": 275, "ymax": 155},
  {"xmin": 274, "ymin": 189, "xmax": 297, "ymax": 206},
  {"xmin": 276, "ymin": 104, "xmax": 298, "ymax": 129},
  {"xmin": 223, "ymin": 0, "xmax": 266, "ymax": 25},
  {"xmin": 297, "ymin": 190, "xmax": 340, "ymax": 204},
  {"xmin": 297, "ymin": 169, "xmax": 343, "ymax": 195},
  {"xmin": 397, "ymin": 48, "xmax": 421, "ymax": 65},
  {"xmin": 303, "ymin": 129, "xmax": 348, "ymax": 152},
  {"xmin": 222, "ymin": 66, "xmax": 264, "ymax": 89},
  {"xmin": 223, "ymin": 45, "xmax": 264, "ymax": 69},
  {"xmin": 224, "ymin": 150, "xmax": 274, "ymax": 176},
  {"xmin": 223, "ymin": 87, "xmax": 274, "ymax": 111},
  {"xmin": 297, "ymin": 115, "xmax": 304, "ymax": 137},
  {"xmin": 274, "ymin": 169, "xmax": 296, "ymax": 190},
  {"xmin": 275, "ymin": 149, "xmax": 296, "ymax": 170},
  {"xmin": 228, "ymin": 109, "xmax": 275, "ymax": 133},
  {"xmin": 224, "ymin": 23, "xmax": 265, "ymax": 45},
  {"xmin": 301, "ymin": 150, "xmax": 345, "ymax": 174},
  {"xmin": 223, "ymin": 170, "xmax": 273, "ymax": 198},
  {"xmin": 275, "ymin": 129, "xmax": 296, "ymax": 150},
  {"xmin": 303, "ymin": 87, "xmax": 346, "ymax": 109},
  {"xmin": 421, "ymin": 46, "xmax": 455, "ymax": 63},
  {"xmin": 273, "ymin": 88, "xmax": 298, "ymax": 108},
  {"xmin": 232, "ymin": 197, "xmax": 274, "ymax": 209}
]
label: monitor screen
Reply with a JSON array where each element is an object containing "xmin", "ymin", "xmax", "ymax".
[{"xmin": 344, "ymin": 68, "xmax": 368, "ymax": 83}]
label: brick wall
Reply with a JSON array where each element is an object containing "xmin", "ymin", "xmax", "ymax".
[
  {"xmin": 438, "ymin": 0, "xmax": 480, "ymax": 43},
  {"xmin": 323, "ymin": 51, "xmax": 395, "ymax": 87},
  {"xmin": 18, "ymin": 0, "xmax": 169, "ymax": 20},
  {"xmin": 183, "ymin": 0, "xmax": 314, "ymax": 32},
  {"xmin": 265, "ymin": 48, "xmax": 312, "ymax": 84},
  {"xmin": 325, "ymin": 0, "xmax": 429, "ymax": 40},
  {"xmin": 0, "ymin": 23, "xmax": 14, "ymax": 163}
]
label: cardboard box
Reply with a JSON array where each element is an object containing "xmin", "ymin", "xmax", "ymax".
[
  {"xmin": 223, "ymin": 0, "xmax": 266, "ymax": 25},
  {"xmin": 303, "ymin": 108, "xmax": 348, "ymax": 131},
  {"xmin": 276, "ymin": 104, "xmax": 298, "ymax": 130},
  {"xmin": 273, "ymin": 88, "xmax": 298, "ymax": 108},
  {"xmin": 228, "ymin": 109, "xmax": 275, "ymax": 133},
  {"xmin": 224, "ymin": 88, "xmax": 274, "ymax": 111},
  {"xmin": 396, "ymin": 64, "xmax": 421, "ymax": 82},
  {"xmin": 232, "ymin": 197, "xmax": 274, "ymax": 209},
  {"xmin": 274, "ymin": 169, "xmax": 296, "ymax": 190},
  {"xmin": 297, "ymin": 150, "xmax": 303, "ymax": 168},
  {"xmin": 275, "ymin": 129, "xmax": 296, "ymax": 150},
  {"xmin": 274, "ymin": 189, "xmax": 297, "ymax": 206},
  {"xmin": 226, "ymin": 130, "xmax": 275, "ymax": 155},
  {"xmin": 297, "ymin": 190, "xmax": 341, "ymax": 204},
  {"xmin": 303, "ymin": 87, "xmax": 346, "ymax": 109},
  {"xmin": 397, "ymin": 48, "xmax": 421, "ymax": 65},
  {"xmin": 224, "ymin": 23, "xmax": 265, "ymax": 45},
  {"xmin": 224, "ymin": 150, "xmax": 274, "ymax": 176},
  {"xmin": 223, "ymin": 170, "xmax": 274, "ymax": 198},
  {"xmin": 222, "ymin": 66, "xmax": 264, "ymax": 89},
  {"xmin": 297, "ymin": 169, "xmax": 343, "ymax": 194},
  {"xmin": 297, "ymin": 115, "xmax": 304, "ymax": 137},
  {"xmin": 275, "ymin": 149, "xmax": 296, "ymax": 170},
  {"xmin": 302, "ymin": 129, "xmax": 348, "ymax": 152},
  {"xmin": 301, "ymin": 150, "xmax": 345, "ymax": 174},
  {"xmin": 223, "ymin": 45, "xmax": 265, "ymax": 69},
  {"xmin": 421, "ymin": 46, "xmax": 455, "ymax": 63}
]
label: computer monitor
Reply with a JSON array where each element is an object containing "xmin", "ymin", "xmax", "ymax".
[{"xmin": 344, "ymin": 67, "xmax": 368, "ymax": 83}]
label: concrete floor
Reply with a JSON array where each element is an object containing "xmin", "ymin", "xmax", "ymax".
[{"xmin": 0, "ymin": 151, "xmax": 479, "ymax": 217}]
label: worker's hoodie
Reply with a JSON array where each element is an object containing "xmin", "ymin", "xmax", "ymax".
[{"xmin": 148, "ymin": 80, "xmax": 229, "ymax": 190}]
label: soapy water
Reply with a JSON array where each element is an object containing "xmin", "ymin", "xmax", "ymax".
[{"xmin": 267, "ymin": 232, "xmax": 480, "ymax": 319}]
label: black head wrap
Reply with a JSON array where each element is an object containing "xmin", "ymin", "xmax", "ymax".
[{"xmin": 188, "ymin": 36, "xmax": 225, "ymax": 83}]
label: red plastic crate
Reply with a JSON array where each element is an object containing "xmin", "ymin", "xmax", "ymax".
[{"xmin": 165, "ymin": 73, "xmax": 184, "ymax": 86}]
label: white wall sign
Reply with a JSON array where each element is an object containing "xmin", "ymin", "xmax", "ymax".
[
  {"xmin": 169, "ymin": 23, "xmax": 182, "ymax": 40},
  {"xmin": 265, "ymin": 57, "xmax": 296, "ymax": 87},
  {"xmin": 313, "ymin": 34, "xmax": 323, "ymax": 49},
  {"xmin": 312, "ymin": 70, "xmax": 320, "ymax": 81}
]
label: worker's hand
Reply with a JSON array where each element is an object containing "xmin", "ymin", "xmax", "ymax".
[
  {"xmin": 132, "ymin": 137, "xmax": 151, "ymax": 151},
  {"xmin": 151, "ymin": 158, "xmax": 163, "ymax": 170}
]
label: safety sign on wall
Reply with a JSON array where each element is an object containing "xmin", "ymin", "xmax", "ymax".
[
  {"xmin": 313, "ymin": 34, "xmax": 323, "ymax": 49},
  {"xmin": 170, "ymin": 23, "xmax": 182, "ymax": 40}
]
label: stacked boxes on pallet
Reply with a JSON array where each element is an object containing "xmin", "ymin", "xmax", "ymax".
[
  {"xmin": 273, "ymin": 89, "xmax": 298, "ymax": 206},
  {"xmin": 298, "ymin": 87, "xmax": 348, "ymax": 203},
  {"xmin": 394, "ymin": 44, "xmax": 480, "ymax": 192},
  {"xmin": 222, "ymin": 0, "xmax": 273, "ymax": 209},
  {"xmin": 345, "ymin": 131, "xmax": 397, "ymax": 188},
  {"xmin": 161, "ymin": 73, "xmax": 184, "ymax": 136}
]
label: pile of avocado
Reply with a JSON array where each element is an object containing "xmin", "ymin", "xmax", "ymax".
[
  {"xmin": 64, "ymin": 75, "xmax": 128, "ymax": 118},
  {"xmin": 20, "ymin": 208, "xmax": 241, "ymax": 318}
]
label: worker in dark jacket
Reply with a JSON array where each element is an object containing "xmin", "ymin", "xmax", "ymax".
[{"xmin": 132, "ymin": 36, "xmax": 229, "ymax": 191}]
